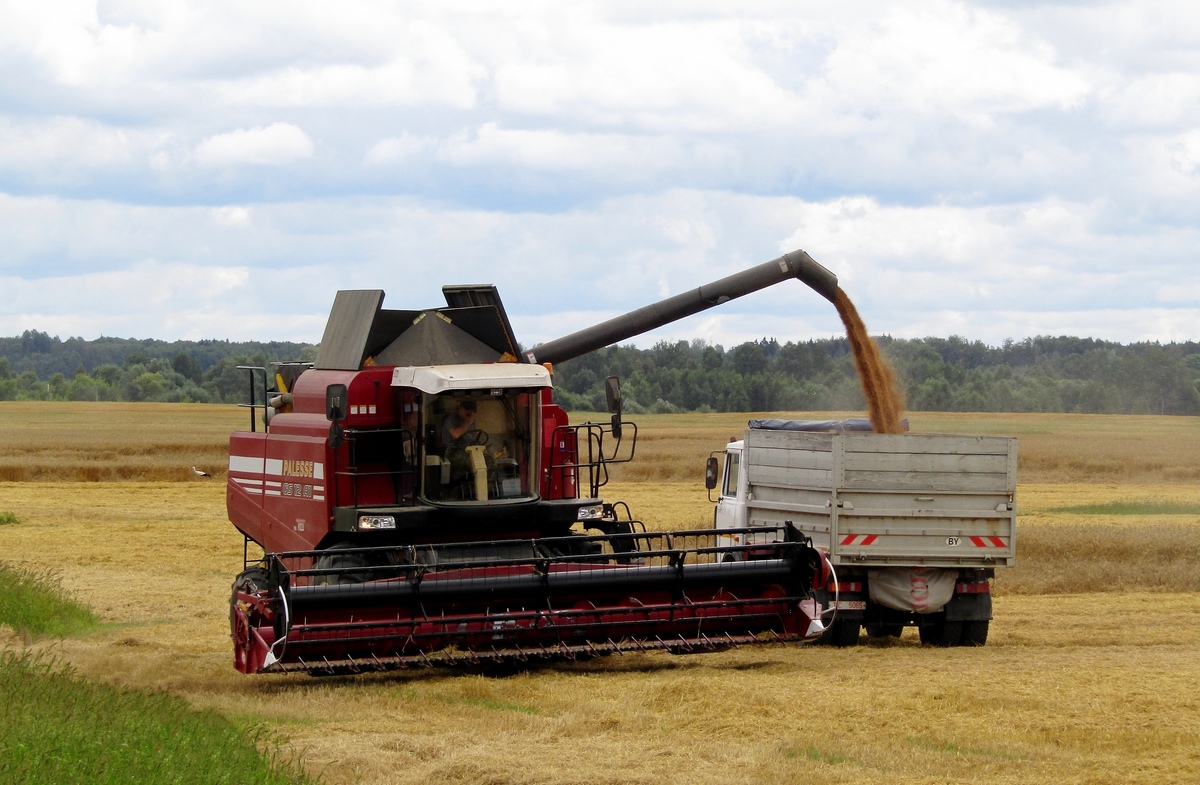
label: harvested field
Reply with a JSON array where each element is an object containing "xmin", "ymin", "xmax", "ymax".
[{"xmin": 0, "ymin": 403, "xmax": 1198, "ymax": 784}]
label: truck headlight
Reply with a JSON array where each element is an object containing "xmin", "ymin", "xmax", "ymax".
[
  {"xmin": 358, "ymin": 515, "xmax": 396, "ymax": 530},
  {"xmin": 576, "ymin": 504, "xmax": 604, "ymax": 521}
]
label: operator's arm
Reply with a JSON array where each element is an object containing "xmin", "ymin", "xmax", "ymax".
[{"xmin": 443, "ymin": 412, "xmax": 475, "ymax": 444}]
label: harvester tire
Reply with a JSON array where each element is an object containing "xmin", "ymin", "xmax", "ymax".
[
  {"xmin": 232, "ymin": 566, "xmax": 269, "ymax": 596},
  {"xmin": 230, "ymin": 567, "xmax": 271, "ymax": 672}
]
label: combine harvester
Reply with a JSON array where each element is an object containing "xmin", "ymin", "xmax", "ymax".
[{"xmin": 228, "ymin": 250, "xmax": 842, "ymax": 674}]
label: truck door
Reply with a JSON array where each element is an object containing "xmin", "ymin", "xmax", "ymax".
[{"xmin": 714, "ymin": 444, "xmax": 746, "ymax": 554}]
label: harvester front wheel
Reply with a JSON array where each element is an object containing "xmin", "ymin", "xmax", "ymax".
[{"xmin": 230, "ymin": 567, "xmax": 271, "ymax": 673}]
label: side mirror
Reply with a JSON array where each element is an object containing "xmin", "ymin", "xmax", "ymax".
[
  {"xmin": 604, "ymin": 376, "xmax": 622, "ymax": 439},
  {"xmin": 705, "ymin": 456, "xmax": 720, "ymax": 490},
  {"xmin": 325, "ymin": 384, "xmax": 348, "ymax": 422},
  {"xmin": 604, "ymin": 376, "xmax": 622, "ymax": 414},
  {"xmin": 325, "ymin": 384, "xmax": 348, "ymax": 450}
]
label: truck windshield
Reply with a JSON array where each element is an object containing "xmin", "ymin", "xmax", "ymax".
[{"xmin": 423, "ymin": 390, "xmax": 536, "ymax": 502}]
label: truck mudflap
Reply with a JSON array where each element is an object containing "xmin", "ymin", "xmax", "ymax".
[{"xmin": 230, "ymin": 526, "xmax": 830, "ymax": 674}]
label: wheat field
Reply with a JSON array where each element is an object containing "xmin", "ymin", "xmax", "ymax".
[{"xmin": 0, "ymin": 403, "xmax": 1198, "ymax": 784}]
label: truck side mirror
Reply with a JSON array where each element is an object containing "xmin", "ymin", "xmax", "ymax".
[
  {"xmin": 325, "ymin": 384, "xmax": 348, "ymax": 450},
  {"xmin": 605, "ymin": 376, "xmax": 623, "ymax": 439},
  {"xmin": 705, "ymin": 456, "xmax": 719, "ymax": 490}
]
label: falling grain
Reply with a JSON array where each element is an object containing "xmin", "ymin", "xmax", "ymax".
[{"xmin": 833, "ymin": 287, "xmax": 905, "ymax": 433}]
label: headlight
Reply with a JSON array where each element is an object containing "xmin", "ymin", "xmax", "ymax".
[
  {"xmin": 358, "ymin": 515, "xmax": 396, "ymax": 530},
  {"xmin": 576, "ymin": 504, "xmax": 604, "ymax": 521}
]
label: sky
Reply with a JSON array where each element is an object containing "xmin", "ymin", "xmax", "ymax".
[{"xmin": 1, "ymin": 0, "xmax": 1198, "ymax": 350}]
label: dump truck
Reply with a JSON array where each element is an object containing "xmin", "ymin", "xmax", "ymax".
[
  {"xmin": 706, "ymin": 418, "xmax": 1017, "ymax": 646},
  {"xmin": 227, "ymin": 249, "xmax": 844, "ymax": 674}
]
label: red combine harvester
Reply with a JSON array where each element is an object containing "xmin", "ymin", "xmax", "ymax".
[{"xmin": 228, "ymin": 249, "xmax": 841, "ymax": 674}]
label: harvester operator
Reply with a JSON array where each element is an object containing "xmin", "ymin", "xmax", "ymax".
[{"xmin": 442, "ymin": 399, "xmax": 477, "ymax": 449}]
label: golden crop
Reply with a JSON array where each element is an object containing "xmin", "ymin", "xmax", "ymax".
[{"xmin": 0, "ymin": 403, "xmax": 1197, "ymax": 785}]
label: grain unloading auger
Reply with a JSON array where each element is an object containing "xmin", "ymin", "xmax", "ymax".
[{"xmin": 228, "ymin": 249, "xmax": 840, "ymax": 674}]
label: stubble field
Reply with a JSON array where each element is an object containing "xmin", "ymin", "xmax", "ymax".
[{"xmin": 0, "ymin": 402, "xmax": 1198, "ymax": 784}]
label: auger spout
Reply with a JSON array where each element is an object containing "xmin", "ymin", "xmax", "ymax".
[{"xmin": 528, "ymin": 249, "xmax": 838, "ymax": 365}]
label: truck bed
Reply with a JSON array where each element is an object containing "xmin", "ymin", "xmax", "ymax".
[{"xmin": 743, "ymin": 429, "xmax": 1016, "ymax": 568}]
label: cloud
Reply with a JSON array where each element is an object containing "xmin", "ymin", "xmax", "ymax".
[
  {"xmin": 814, "ymin": 3, "xmax": 1091, "ymax": 123},
  {"xmin": 0, "ymin": 260, "xmax": 251, "ymax": 339},
  {"xmin": 493, "ymin": 20, "xmax": 805, "ymax": 132},
  {"xmin": 193, "ymin": 123, "xmax": 314, "ymax": 167},
  {"xmin": 4, "ymin": 188, "xmax": 1194, "ymax": 347},
  {"xmin": 363, "ymin": 134, "xmax": 434, "ymax": 166},
  {"xmin": 0, "ymin": 117, "xmax": 138, "ymax": 171},
  {"xmin": 437, "ymin": 124, "xmax": 685, "ymax": 172},
  {"xmin": 211, "ymin": 205, "xmax": 251, "ymax": 226},
  {"xmin": 1, "ymin": 2, "xmax": 1198, "ymax": 349}
]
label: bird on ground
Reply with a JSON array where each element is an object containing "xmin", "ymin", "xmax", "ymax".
[{"xmin": 191, "ymin": 466, "xmax": 211, "ymax": 478}]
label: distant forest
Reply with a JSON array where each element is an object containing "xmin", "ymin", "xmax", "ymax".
[{"xmin": 2, "ymin": 329, "xmax": 1199, "ymax": 415}]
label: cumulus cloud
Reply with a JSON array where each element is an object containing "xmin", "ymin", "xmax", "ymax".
[
  {"xmin": 0, "ymin": 117, "xmax": 138, "ymax": 170},
  {"xmin": 193, "ymin": 123, "xmax": 314, "ymax": 167},
  {"xmin": 211, "ymin": 205, "xmax": 252, "ymax": 226},
  {"xmin": 364, "ymin": 133, "xmax": 434, "ymax": 166},
  {"xmin": 814, "ymin": 3, "xmax": 1091, "ymax": 123},
  {"xmin": 1, "ymin": 2, "xmax": 1198, "ymax": 346}
]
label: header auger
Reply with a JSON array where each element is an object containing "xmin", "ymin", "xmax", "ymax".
[{"xmin": 227, "ymin": 248, "xmax": 839, "ymax": 674}]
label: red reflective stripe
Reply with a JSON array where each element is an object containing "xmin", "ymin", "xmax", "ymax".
[
  {"xmin": 989, "ymin": 536, "xmax": 1006, "ymax": 547},
  {"xmin": 840, "ymin": 534, "xmax": 858, "ymax": 546},
  {"xmin": 955, "ymin": 581, "xmax": 990, "ymax": 594},
  {"xmin": 861, "ymin": 534, "xmax": 878, "ymax": 546},
  {"xmin": 970, "ymin": 536, "xmax": 987, "ymax": 547}
]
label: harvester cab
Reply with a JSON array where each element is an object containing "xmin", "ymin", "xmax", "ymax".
[{"xmin": 228, "ymin": 250, "xmax": 839, "ymax": 674}]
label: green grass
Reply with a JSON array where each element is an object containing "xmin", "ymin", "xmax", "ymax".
[
  {"xmin": 0, "ymin": 512, "xmax": 18, "ymax": 525},
  {"xmin": 1049, "ymin": 501, "xmax": 1200, "ymax": 516},
  {"xmin": 0, "ymin": 651, "xmax": 318, "ymax": 785},
  {"xmin": 0, "ymin": 563, "xmax": 97, "ymax": 639}
]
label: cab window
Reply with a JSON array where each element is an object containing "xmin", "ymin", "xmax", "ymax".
[{"xmin": 721, "ymin": 452, "xmax": 740, "ymax": 498}]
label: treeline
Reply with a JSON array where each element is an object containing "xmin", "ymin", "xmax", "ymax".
[
  {"xmin": 2, "ymin": 330, "xmax": 1199, "ymax": 415},
  {"xmin": 551, "ymin": 335, "xmax": 1200, "ymax": 416},
  {"xmin": 0, "ymin": 330, "xmax": 314, "ymax": 403}
]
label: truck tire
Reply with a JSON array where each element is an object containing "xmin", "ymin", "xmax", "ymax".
[
  {"xmin": 865, "ymin": 622, "xmax": 903, "ymax": 639},
  {"xmin": 822, "ymin": 618, "xmax": 860, "ymax": 647},
  {"xmin": 919, "ymin": 615, "xmax": 962, "ymax": 647},
  {"xmin": 960, "ymin": 619, "xmax": 989, "ymax": 646}
]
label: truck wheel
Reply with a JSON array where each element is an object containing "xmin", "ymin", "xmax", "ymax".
[
  {"xmin": 960, "ymin": 619, "xmax": 989, "ymax": 646},
  {"xmin": 865, "ymin": 622, "xmax": 903, "ymax": 639},
  {"xmin": 822, "ymin": 618, "xmax": 860, "ymax": 647},
  {"xmin": 919, "ymin": 615, "xmax": 962, "ymax": 647}
]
